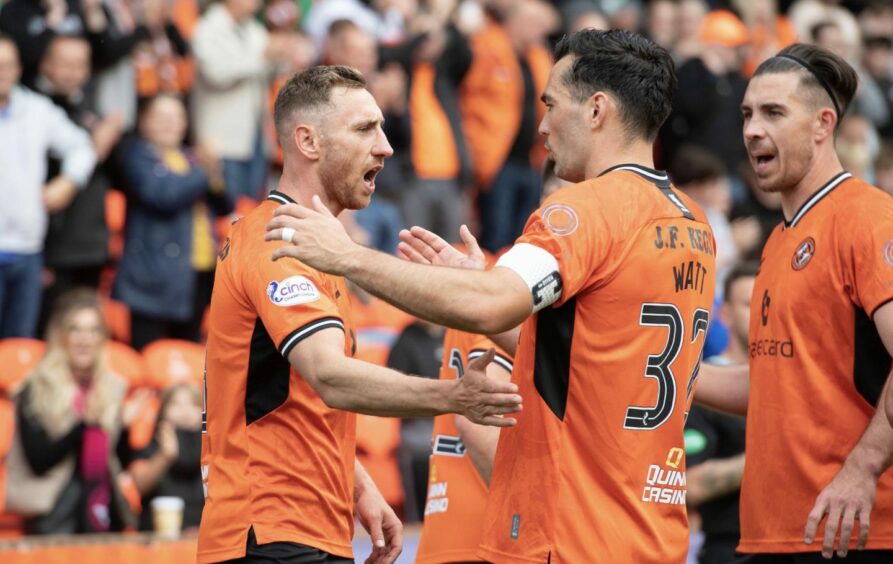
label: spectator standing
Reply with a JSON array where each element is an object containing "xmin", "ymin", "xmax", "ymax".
[
  {"xmin": 5, "ymin": 290, "xmax": 136, "ymax": 534},
  {"xmin": 114, "ymin": 94, "xmax": 231, "ymax": 350},
  {"xmin": 191, "ymin": 0, "xmax": 285, "ymax": 201},
  {"xmin": 0, "ymin": 36, "xmax": 95, "ymax": 338},
  {"xmin": 460, "ymin": 0, "xmax": 556, "ymax": 252},
  {"xmin": 35, "ymin": 35, "xmax": 124, "ymax": 335}
]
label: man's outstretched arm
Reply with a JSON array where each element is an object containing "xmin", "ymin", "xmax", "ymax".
[
  {"xmin": 266, "ymin": 198, "xmax": 533, "ymax": 334},
  {"xmin": 290, "ymin": 327, "xmax": 522, "ymax": 426}
]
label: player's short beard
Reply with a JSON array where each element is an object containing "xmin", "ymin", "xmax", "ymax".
[{"xmin": 318, "ymin": 144, "xmax": 368, "ymax": 211}]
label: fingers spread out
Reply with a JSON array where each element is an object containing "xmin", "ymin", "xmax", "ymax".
[
  {"xmin": 804, "ymin": 497, "xmax": 829, "ymax": 545},
  {"xmin": 837, "ymin": 506, "xmax": 858, "ymax": 557}
]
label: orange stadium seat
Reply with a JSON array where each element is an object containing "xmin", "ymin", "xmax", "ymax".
[
  {"xmin": 0, "ymin": 339, "xmax": 44, "ymax": 537},
  {"xmin": 104, "ymin": 340, "xmax": 146, "ymax": 388},
  {"xmin": 141, "ymin": 339, "xmax": 205, "ymax": 390},
  {"xmin": 0, "ymin": 339, "xmax": 46, "ymax": 394},
  {"xmin": 100, "ymin": 296, "xmax": 131, "ymax": 344}
]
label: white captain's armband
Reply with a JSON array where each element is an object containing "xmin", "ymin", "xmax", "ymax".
[{"xmin": 495, "ymin": 243, "xmax": 563, "ymax": 313}]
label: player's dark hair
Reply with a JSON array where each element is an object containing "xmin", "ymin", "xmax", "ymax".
[
  {"xmin": 752, "ymin": 43, "xmax": 858, "ymax": 121},
  {"xmin": 723, "ymin": 261, "xmax": 759, "ymax": 302},
  {"xmin": 273, "ymin": 65, "xmax": 367, "ymax": 142},
  {"xmin": 553, "ymin": 28, "xmax": 676, "ymax": 141}
]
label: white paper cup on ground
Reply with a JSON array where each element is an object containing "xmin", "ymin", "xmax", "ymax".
[{"xmin": 151, "ymin": 496, "xmax": 184, "ymax": 539}]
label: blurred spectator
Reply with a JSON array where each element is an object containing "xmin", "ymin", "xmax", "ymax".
[
  {"xmin": 863, "ymin": 34, "xmax": 893, "ymax": 139},
  {"xmin": 133, "ymin": 0, "xmax": 193, "ymax": 98},
  {"xmin": 876, "ymin": 142, "xmax": 893, "ymax": 196},
  {"xmin": 461, "ymin": 0, "xmax": 556, "ymax": 252},
  {"xmin": 569, "ymin": 8, "xmax": 608, "ymax": 33},
  {"xmin": 304, "ymin": 0, "xmax": 382, "ymax": 51},
  {"xmin": 386, "ymin": 318, "xmax": 444, "ymax": 522},
  {"xmin": 0, "ymin": 0, "xmax": 87, "ymax": 87},
  {"xmin": 5, "ymin": 289, "xmax": 136, "ymax": 534},
  {"xmin": 191, "ymin": 0, "xmax": 285, "ymax": 201},
  {"xmin": 790, "ymin": 0, "xmax": 861, "ymax": 58},
  {"xmin": 810, "ymin": 19, "xmax": 890, "ymax": 129},
  {"xmin": 673, "ymin": 0, "xmax": 707, "ymax": 63},
  {"xmin": 685, "ymin": 262, "xmax": 756, "ymax": 564},
  {"xmin": 729, "ymin": 167, "xmax": 783, "ymax": 262},
  {"xmin": 0, "ymin": 35, "xmax": 95, "ymax": 338},
  {"xmin": 114, "ymin": 94, "xmax": 231, "ymax": 350},
  {"xmin": 84, "ymin": 0, "xmax": 151, "ymax": 131},
  {"xmin": 130, "ymin": 383, "xmax": 203, "ymax": 531},
  {"xmin": 661, "ymin": 10, "xmax": 749, "ymax": 180},
  {"xmin": 670, "ymin": 146, "xmax": 738, "ymax": 284},
  {"xmin": 35, "ymin": 35, "xmax": 124, "ymax": 336},
  {"xmin": 733, "ymin": 0, "xmax": 797, "ymax": 77},
  {"xmin": 837, "ymin": 113, "xmax": 879, "ymax": 182},
  {"xmin": 644, "ymin": 0, "xmax": 676, "ymax": 51},
  {"xmin": 321, "ymin": 18, "xmax": 406, "ymax": 252},
  {"xmin": 405, "ymin": 6, "xmax": 477, "ymax": 243}
]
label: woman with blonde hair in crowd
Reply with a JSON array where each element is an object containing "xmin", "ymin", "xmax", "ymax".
[{"xmin": 5, "ymin": 289, "xmax": 138, "ymax": 534}]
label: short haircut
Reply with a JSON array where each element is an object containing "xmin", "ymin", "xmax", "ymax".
[
  {"xmin": 723, "ymin": 261, "xmax": 759, "ymax": 302},
  {"xmin": 669, "ymin": 146, "xmax": 726, "ymax": 187},
  {"xmin": 753, "ymin": 43, "xmax": 858, "ymax": 119},
  {"xmin": 553, "ymin": 28, "xmax": 676, "ymax": 141},
  {"xmin": 273, "ymin": 65, "xmax": 367, "ymax": 142}
]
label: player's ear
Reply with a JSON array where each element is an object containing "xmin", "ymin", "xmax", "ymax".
[
  {"xmin": 814, "ymin": 107, "xmax": 836, "ymax": 144},
  {"xmin": 293, "ymin": 123, "xmax": 321, "ymax": 161},
  {"xmin": 587, "ymin": 91, "xmax": 608, "ymax": 131}
]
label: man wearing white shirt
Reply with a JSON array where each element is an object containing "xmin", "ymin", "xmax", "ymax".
[{"xmin": 0, "ymin": 35, "xmax": 96, "ymax": 338}]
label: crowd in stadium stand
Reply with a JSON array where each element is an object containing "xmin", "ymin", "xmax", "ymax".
[{"xmin": 0, "ymin": 0, "xmax": 892, "ymax": 557}]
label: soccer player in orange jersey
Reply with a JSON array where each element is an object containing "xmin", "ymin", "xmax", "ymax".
[
  {"xmin": 197, "ymin": 66, "xmax": 522, "ymax": 564},
  {"xmin": 695, "ymin": 43, "xmax": 893, "ymax": 562},
  {"xmin": 267, "ymin": 30, "xmax": 717, "ymax": 563}
]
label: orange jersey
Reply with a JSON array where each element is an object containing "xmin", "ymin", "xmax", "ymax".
[
  {"xmin": 740, "ymin": 173, "xmax": 893, "ymax": 553},
  {"xmin": 479, "ymin": 165, "xmax": 717, "ymax": 563},
  {"xmin": 416, "ymin": 330, "xmax": 513, "ymax": 564},
  {"xmin": 197, "ymin": 191, "xmax": 358, "ymax": 563}
]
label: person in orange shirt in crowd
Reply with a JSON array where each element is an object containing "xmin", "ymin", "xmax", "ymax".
[
  {"xmin": 198, "ymin": 66, "xmax": 521, "ymax": 564},
  {"xmin": 267, "ymin": 29, "xmax": 716, "ymax": 563},
  {"xmin": 696, "ymin": 43, "xmax": 893, "ymax": 562}
]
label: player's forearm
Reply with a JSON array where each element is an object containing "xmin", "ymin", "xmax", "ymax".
[
  {"xmin": 454, "ymin": 415, "xmax": 499, "ymax": 485},
  {"xmin": 488, "ymin": 327, "xmax": 520, "ymax": 357},
  {"xmin": 354, "ymin": 459, "xmax": 376, "ymax": 502},
  {"xmin": 686, "ymin": 453, "xmax": 745, "ymax": 506},
  {"xmin": 316, "ymin": 356, "xmax": 458, "ymax": 417},
  {"xmin": 341, "ymin": 247, "xmax": 529, "ymax": 335},
  {"xmin": 693, "ymin": 363, "xmax": 749, "ymax": 415},
  {"xmin": 844, "ymin": 377, "xmax": 893, "ymax": 478}
]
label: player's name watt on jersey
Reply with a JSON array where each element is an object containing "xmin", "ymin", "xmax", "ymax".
[{"xmin": 652, "ymin": 224, "xmax": 713, "ymax": 295}]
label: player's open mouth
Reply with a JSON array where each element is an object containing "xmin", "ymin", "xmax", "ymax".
[
  {"xmin": 752, "ymin": 153, "xmax": 775, "ymax": 173},
  {"xmin": 363, "ymin": 165, "xmax": 382, "ymax": 191}
]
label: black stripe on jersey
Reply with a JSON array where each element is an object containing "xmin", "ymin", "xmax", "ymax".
[
  {"xmin": 534, "ymin": 297, "xmax": 576, "ymax": 421},
  {"xmin": 602, "ymin": 163, "xmax": 695, "ymax": 220},
  {"xmin": 267, "ymin": 190, "xmax": 296, "ymax": 205},
  {"xmin": 278, "ymin": 317, "xmax": 345, "ymax": 358},
  {"xmin": 853, "ymin": 305, "xmax": 893, "ymax": 406},
  {"xmin": 468, "ymin": 348, "xmax": 514, "ymax": 373},
  {"xmin": 245, "ymin": 318, "xmax": 292, "ymax": 425},
  {"xmin": 786, "ymin": 172, "xmax": 852, "ymax": 229}
]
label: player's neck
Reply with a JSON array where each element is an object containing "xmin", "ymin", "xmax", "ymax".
[
  {"xmin": 276, "ymin": 167, "xmax": 344, "ymax": 216},
  {"xmin": 780, "ymin": 147, "xmax": 844, "ymax": 223},
  {"xmin": 585, "ymin": 140, "xmax": 656, "ymax": 179}
]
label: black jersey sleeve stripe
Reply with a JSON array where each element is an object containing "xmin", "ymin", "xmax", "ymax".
[{"xmin": 278, "ymin": 316, "xmax": 345, "ymax": 358}]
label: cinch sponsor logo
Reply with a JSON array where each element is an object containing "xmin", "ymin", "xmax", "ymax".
[
  {"xmin": 750, "ymin": 338, "xmax": 794, "ymax": 358},
  {"xmin": 266, "ymin": 275, "xmax": 320, "ymax": 307}
]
